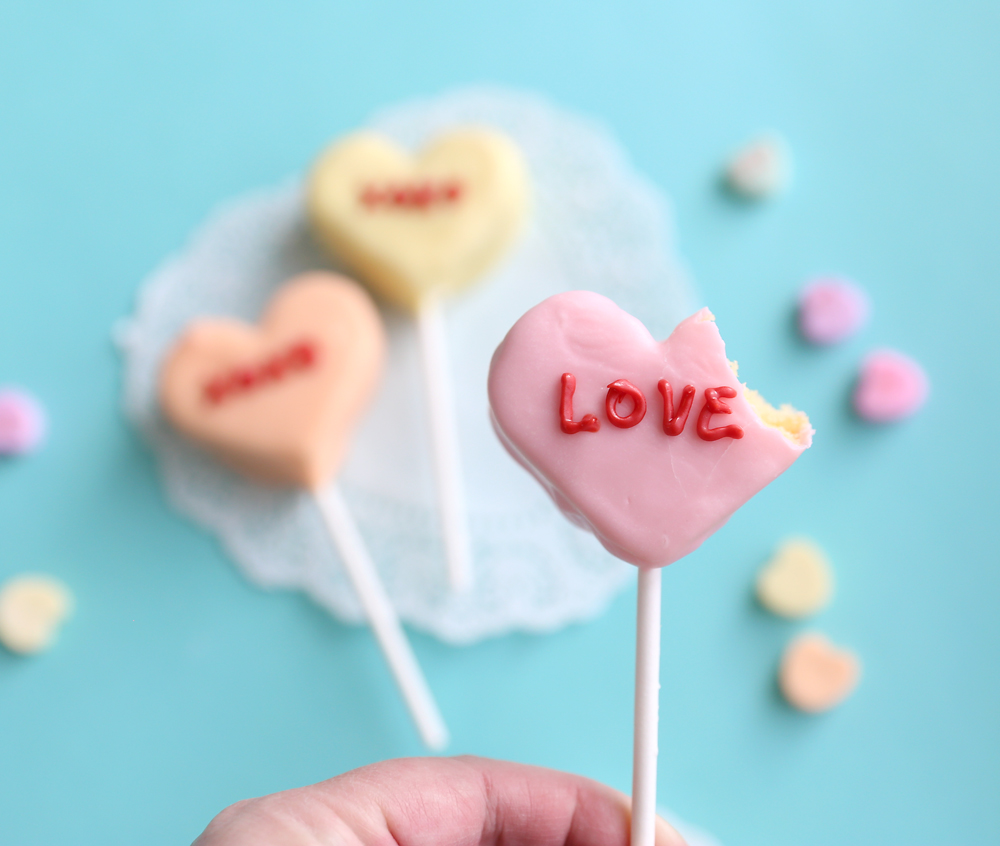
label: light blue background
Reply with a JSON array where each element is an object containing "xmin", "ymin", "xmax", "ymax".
[{"xmin": 1, "ymin": 2, "xmax": 998, "ymax": 844}]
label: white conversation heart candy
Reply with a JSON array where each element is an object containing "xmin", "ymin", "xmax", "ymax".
[{"xmin": 0, "ymin": 574, "xmax": 73, "ymax": 655}]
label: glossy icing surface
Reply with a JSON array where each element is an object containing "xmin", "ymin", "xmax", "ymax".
[
  {"xmin": 488, "ymin": 292, "xmax": 812, "ymax": 568},
  {"xmin": 159, "ymin": 272, "xmax": 385, "ymax": 489}
]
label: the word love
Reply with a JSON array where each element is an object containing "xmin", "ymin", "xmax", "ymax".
[
  {"xmin": 203, "ymin": 340, "xmax": 318, "ymax": 405},
  {"xmin": 359, "ymin": 179, "xmax": 464, "ymax": 210},
  {"xmin": 559, "ymin": 373, "xmax": 744, "ymax": 442}
]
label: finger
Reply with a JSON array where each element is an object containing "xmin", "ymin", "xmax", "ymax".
[{"xmin": 194, "ymin": 756, "xmax": 687, "ymax": 846}]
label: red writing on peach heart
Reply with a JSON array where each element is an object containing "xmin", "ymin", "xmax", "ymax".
[{"xmin": 203, "ymin": 340, "xmax": 318, "ymax": 405}]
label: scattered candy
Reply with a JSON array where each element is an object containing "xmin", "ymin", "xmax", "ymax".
[
  {"xmin": 798, "ymin": 277, "xmax": 870, "ymax": 345},
  {"xmin": 0, "ymin": 574, "xmax": 73, "ymax": 655},
  {"xmin": 725, "ymin": 134, "xmax": 791, "ymax": 199},
  {"xmin": 756, "ymin": 538, "xmax": 833, "ymax": 619},
  {"xmin": 0, "ymin": 388, "xmax": 47, "ymax": 455},
  {"xmin": 779, "ymin": 632, "xmax": 860, "ymax": 713},
  {"xmin": 853, "ymin": 348, "xmax": 929, "ymax": 423}
]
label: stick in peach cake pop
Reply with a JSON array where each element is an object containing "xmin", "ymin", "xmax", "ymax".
[
  {"xmin": 159, "ymin": 271, "xmax": 448, "ymax": 750},
  {"xmin": 488, "ymin": 292, "xmax": 813, "ymax": 846},
  {"xmin": 308, "ymin": 128, "xmax": 529, "ymax": 591}
]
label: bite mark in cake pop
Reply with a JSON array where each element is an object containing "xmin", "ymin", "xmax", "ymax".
[{"xmin": 489, "ymin": 292, "xmax": 812, "ymax": 568}]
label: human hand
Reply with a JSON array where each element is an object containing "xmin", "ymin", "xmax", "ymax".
[{"xmin": 193, "ymin": 756, "xmax": 687, "ymax": 845}]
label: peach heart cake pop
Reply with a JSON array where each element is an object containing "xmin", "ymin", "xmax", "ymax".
[
  {"xmin": 488, "ymin": 292, "xmax": 813, "ymax": 568},
  {"xmin": 159, "ymin": 272, "xmax": 385, "ymax": 489},
  {"xmin": 307, "ymin": 127, "xmax": 529, "ymax": 311},
  {"xmin": 158, "ymin": 271, "xmax": 449, "ymax": 749}
]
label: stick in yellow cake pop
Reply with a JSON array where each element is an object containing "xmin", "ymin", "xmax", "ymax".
[{"xmin": 307, "ymin": 128, "xmax": 530, "ymax": 591}]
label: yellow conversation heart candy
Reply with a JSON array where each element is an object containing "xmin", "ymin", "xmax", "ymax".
[
  {"xmin": 756, "ymin": 538, "xmax": 833, "ymax": 619},
  {"xmin": 0, "ymin": 574, "xmax": 73, "ymax": 655}
]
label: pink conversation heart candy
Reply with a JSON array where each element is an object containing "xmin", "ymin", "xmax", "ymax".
[
  {"xmin": 798, "ymin": 277, "xmax": 870, "ymax": 345},
  {"xmin": 488, "ymin": 292, "xmax": 813, "ymax": 568},
  {"xmin": 0, "ymin": 388, "xmax": 47, "ymax": 455},
  {"xmin": 853, "ymin": 349, "xmax": 928, "ymax": 423}
]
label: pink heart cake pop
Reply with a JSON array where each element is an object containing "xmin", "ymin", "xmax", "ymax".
[
  {"xmin": 488, "ymin": 291, "xmax": 812, "ymax": 846},
  {"xmin": 488, "ymin": 291, "xmax": 813, "ymax": 569}
]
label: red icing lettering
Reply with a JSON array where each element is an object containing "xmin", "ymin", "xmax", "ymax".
[
  {"xmin": 559, "ymin": 373, "xmax": 600, "ymax": 434},
  {"xmin": 360, "ymin": 180, "xmax": 464, "ymax": 209},
  {"xmin": 696, "ymin": 386, "xmax": 745, "ymax": 441},
  {"xmin": 204, "ymin": 340, "xmax": 318, "ymax": 405},
  {"xmin": 657, "ymin": 380, "xmax": 695, "ymax": 436},
  {"xmin": 606, "ymin": 380, "xmax": 647, "ymax": 429}
]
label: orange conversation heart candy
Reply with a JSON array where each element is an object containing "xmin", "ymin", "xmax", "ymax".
[
  {"xmin": 779, "ymin": 632, "xmax": 860, "ymax": 713},
  {"xmin": 159, "ymin": 272, "xmax": 385, "ymax": 490}
]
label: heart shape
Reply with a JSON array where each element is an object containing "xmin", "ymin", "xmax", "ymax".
[
  {"xmin": 853, "ymin": 348, "xmax": 928, "ymax": 422},
  {"xmin": 725, "ymin": 134, "xmax": 790, "ymax": 199},
  {"xmin": 756, "ymin": 538, "xmax": 833, "ymax": 618},
  {"xmin": 798, "ymin": 277, "xmax": 869, "ymax": 345},
  {"xmin": 307, "ymin": 128, "xmax": 529, "ymax": 312},
  {"xmin": 159, "ymin": 272, "xmax": 385, "ymax": 489},
  {"xmin": 0, "ymin": 388, "xmax": 46, "ymax": 455},
  {"xmin": 0, "ymin": 575, "xmax": 72, "ymax": 655},
  {"xmin": 488, "ymin": 292, "xmax": 812, "ymax": 568},
  {"xmin": 779, "ymin": 633, "xmax": 860, "ymax": 713}
]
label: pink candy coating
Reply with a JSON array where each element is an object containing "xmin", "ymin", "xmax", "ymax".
[
  {"xmin": 0, "ymin": 388, "xmax": 47, "ymax": 455},
  {"xmin": 798, "ymin": 277, "xmax": 870, "ymax": 345},
  {"xmin": 853, "ymin": 349, "xmax": 928, "ymax": 423},
  {"xmin": 488, "ymin": 292, "xmax": 812, "ymax": 569}
]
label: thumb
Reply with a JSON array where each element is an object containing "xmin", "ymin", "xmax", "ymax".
[{"xmin": 194, "ymin": 756, "xmax": 687, "ymax": 846}]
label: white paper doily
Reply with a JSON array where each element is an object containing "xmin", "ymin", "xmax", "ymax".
[{"xmin": 119, "ymin": 87, "xmax": 695, "ymax": 644}]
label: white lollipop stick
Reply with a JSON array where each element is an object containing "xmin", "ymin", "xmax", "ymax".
[
  {"xmin": 316, "ymin": 485, "xmax": 449, "ymax": 751},
  {"xmin": 416, "ymin": 298, "xmax": 473, "ymax": 591},
  {"xmin": 631, "ymin": 567, "xmax": 662, "ymax": 846}
]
